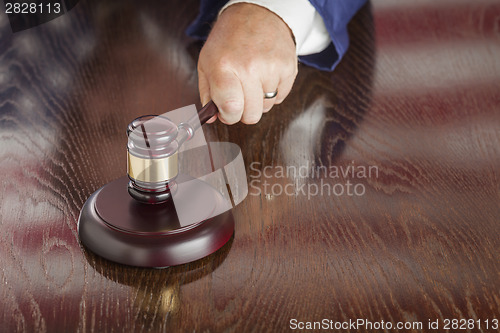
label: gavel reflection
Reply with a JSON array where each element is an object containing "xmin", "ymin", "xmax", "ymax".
[
  {"xmin": 83, "ymin": 235, "xmax": 234, "ymax": 327},
  {"xmin": 127, "ymin": 101, "xmax": 218, "ymax": 204}
]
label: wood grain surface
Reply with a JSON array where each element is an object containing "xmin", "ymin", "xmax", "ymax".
[{"xmin": 1, "ymin": 0, "xmax": 499, "ymax": 332}]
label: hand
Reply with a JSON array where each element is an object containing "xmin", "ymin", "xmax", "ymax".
[{"xmin": 198, "ymin": 3, "xmax": 298, "ymax": 125}]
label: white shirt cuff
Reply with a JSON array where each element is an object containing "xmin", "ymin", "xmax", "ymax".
[{"xmin": 219, "ymin": 0, "xmax": 331, "ymax": 56}]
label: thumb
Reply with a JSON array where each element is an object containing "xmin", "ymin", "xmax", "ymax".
[
  {"xmin": 198, "ymin": 72, "xmax": 217, "ymax": 123},
  {"xmin": 198, "ymin": 71, "xmax": 211, "ymax": 106},
  {"xmin": 209, "ymin": 70, "xmax": 244, "ymax": 125}
]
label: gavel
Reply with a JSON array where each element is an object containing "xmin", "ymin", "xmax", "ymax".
[
  {"xmin": 77, "ymin": 100, "xmax": 241, "ymax": 267},
  {"xmin": 126, "ymin": 101, "xmax": 218, "ymax": 204}
]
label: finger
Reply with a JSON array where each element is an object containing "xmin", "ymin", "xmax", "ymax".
[
  {"xmin": 262, "ymin": 81, "xmax": 279, "ymax": 113},
  {"xmin": 240, "ymin": 78, "xmax": 263, "ymax": 124},
  {"xmin": 275, "ymin": 58, "xmax": 298, "ymax": 104},
  {"xmin": 198, "ymin": 70, "xmax": 211, "ymax": 106},
  {"xmin": 275, "ymin": 73, "xmax": 296, "ymax": 104},
  {"xmin": 209, "ymin": 70, "xmax": 244, "ymax": 125},
  {"xmin": 263, "ymin": 93, "xmax": 276, "ymax": 112},
  {"xmin": 199, "ymin": 71, "xmax": 219, "ymax": 123}
]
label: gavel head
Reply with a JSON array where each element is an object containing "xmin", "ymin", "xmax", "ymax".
[{"xmin": 126, "ymin": 115, "xmax": 179, "ymax": 204}]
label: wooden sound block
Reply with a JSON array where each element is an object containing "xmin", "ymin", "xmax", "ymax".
[{"xmin": 78, "ymin": 176, "xmax": 234, "ymax": 268}]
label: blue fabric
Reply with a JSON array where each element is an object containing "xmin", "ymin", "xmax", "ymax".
[
  {"xmin": 305, "ymin": 0, "xmax": 366, "ymax": 70},
  {"xmin": 186, "ymin": 0, "xmax": 367, "ymax": 71},
  {"xmin": 186, "ymin": 0, "xmax": 228, "ymax": 40}
]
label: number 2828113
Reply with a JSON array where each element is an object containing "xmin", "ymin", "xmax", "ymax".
[{"xmin": 5, "ymin": 2, "xmax": 61, "ymax": 14}]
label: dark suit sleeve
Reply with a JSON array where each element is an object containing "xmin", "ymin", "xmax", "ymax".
[
  {"xmin": 302, "ymin": 0, "xmax": 367, "ymax": 71},
  {"xmin": 186, "ymin": 0, "xmax": 367, "ymax": 71}
]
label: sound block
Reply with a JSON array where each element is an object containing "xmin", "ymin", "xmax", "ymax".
[{"xmin": 78, "ymin": 176, "xmax": 234, "ymax": 268}]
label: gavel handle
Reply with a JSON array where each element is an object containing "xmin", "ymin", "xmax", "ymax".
[
  {"xmin": 197, "ymin": 100, "xmax": 219, "ymax": 126},
  {"xmin": 176, "ymin": 100, "xmax": 219, "ymax": 148}
]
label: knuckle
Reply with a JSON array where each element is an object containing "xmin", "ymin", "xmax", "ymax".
[
  {"xmin": 214, "ymin": 55, "xmax": 236, "ymax": 72},
  {"xmin": 220, "ymin": 99, "xmax": 244, "ymax": 114},
  {"xmin": 219, "ymin": 115, "xmax": 239, "ymax": 125},
  {"xmin": 242, "ymin": 112, "xmax": 262, "ymax": 124},
  {"xmin": 243, "ymin": 117, "xmax": 260, "ymax": 125}
]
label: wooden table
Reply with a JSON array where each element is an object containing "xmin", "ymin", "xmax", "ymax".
[{"xmin": 1, "ymin": 0, "xmax": 499, "ymax": 332}]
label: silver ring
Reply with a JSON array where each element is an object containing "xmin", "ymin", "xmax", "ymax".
[{"xmin": 263, "ymin": 90, "xmax": 278, "ymax": 99}]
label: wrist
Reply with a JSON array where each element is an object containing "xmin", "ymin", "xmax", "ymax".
[{"xmin": 219, "ymin": 3, "xmax": 296, "ymax": 49}]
